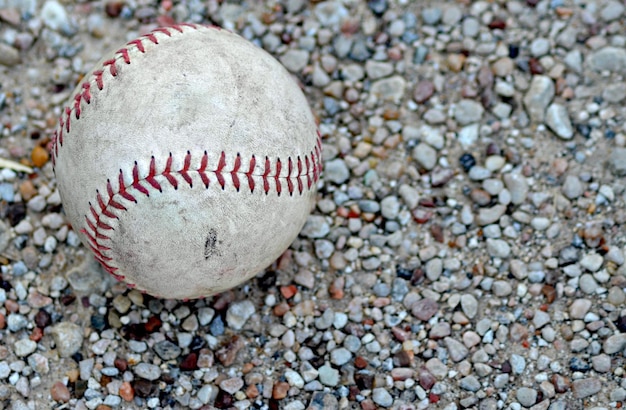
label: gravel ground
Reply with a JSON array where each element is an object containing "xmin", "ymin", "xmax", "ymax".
[{"xmin": 0, "ymin": 0, "xmax": 625, "ymax": 409}]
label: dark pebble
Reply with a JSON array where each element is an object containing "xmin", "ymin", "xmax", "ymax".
[
  {"xmin": 605, "ymin": 129, "xmax": 616, "ymax": 139},
  {"xmin": 6, "ymin": 202, "xmax": 26, "ymax": 226},
  {"xmin": 393, "ymin": 350, "xmax": 412, "ymax": 367},
  {"xmin": 34, "ymin": 309, "xmax": 52, "ymax": 328},
  {"xmin": 257, "ymin": 271, "xmax": 277, "ymax": 291},
  {"xmin": 60, "ymin": 294, "xmax": 76, "ymax": 306},
  {"xmin": 354, "ymin": 372, "xmax": 374, "ymax": 390},
  {"xmin": 615, "ymin": 315, "xmax": 626, "ymax": 332},
  {"xmin": 488, "ymin": 18, "xmax": 506, "ymax": 30},
  {"xmin": 91, "ymin": 314, "xmax": 107, "ymax": 331},
  {"xmin": 528, "ymin": 58, "xmax": 544, "ymax": 74},
  {"xmin": 179, "ymin": 353, "xmax": 198, "ymax": 371},
  {"xmin": 105, "ymin": 1, "xmax": 124, "ymax": 17},
  {"xmin": 189, "ymin": 335, "xmax": 206, "ymax": 351},
  {"xmin": 133, "ymin": 379, "xmax": 154, "ymax": 398},
  {"xmin": 569, "ymin": 357, "xmax": 590, "ymax": 371},
  {"xmin": 501, "ymin": 360, "xmax": 512, "ymax": 373},
  {"xmin": 396, "ymin": 265, "xmax": 414, "ymax": 280},
  {"xmin": 508, "ymin": 44, "xmax": 520, "ymax": 58},
  {"xmin": 418, "ymin": 367, "xmax": 436, "ymax": 390},
  {"xmin": 114, "ymin": 357, "xmax": 127, "ymax": 372},
  {"xmin": 459, "ymin": 153, "xmax": 476, "ymax": 172},
  {"xmin": 576, "ymin": 124, "xmax": 591, "ymax": 138},
  {"xmin": 214, "ymin": 390, "xmax": 234, "ymax": 409},
  {"xmin": 74, "ymin": 380, "xmax": 87, "ymax": 398}
]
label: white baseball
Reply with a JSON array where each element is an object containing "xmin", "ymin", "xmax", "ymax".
[{"xmin": 52, "ymin": 24, "xmax": 321, "ymax": 300}]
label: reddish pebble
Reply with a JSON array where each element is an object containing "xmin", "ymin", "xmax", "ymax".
[
  {"xmin": 0, "ymin": 313, "xmax": 5, "ymax": 329},
  {"xmin": 329, "ymin": 277, "xmax": 345, "ymax": 299},
  {"xmin": 144, "ymin": 316, "xmax": 162, "ymax": 333},
  {"xmin": 273, "ymin": 302, "xmax": 290, "ymax": 317},
  {"xmin": 488, "ymin": 18, "xmax": 506, "ymax": 30},
  {"xmin": 246, "ymin": 383, "xmax": 259, "ymax": 399},
  {"xmin": 119, "ymin": 381, "xmax": 134, "ymax": 402},
  {"xmin": 51, "ymin": 381, "xmax": 70, "ymax": 402},
  {"xmin": 104, "ymin": 1, "xmax": 124, "ymax": 17},
  {"xmin": 280, "ymin": 285, "xmax": 297, "ymax": 299},
  {"xmin": 354, "ymin": 356, "xmax": 368, "ymax": 369},
  {"xmin": 272, "ymin": 381, "xmax": 289, "ymax": 399},
  {"xmin": 360, "ymin": 399, "xmax": 376, "ymax": 410},
  {"xmin": 29, "ymin": 327, "xmax": 43, "ymax": 341},
  {"xmin": 114, "ymin": 357, "xmax": 128, "ymax": 372},
  {"xmin": 528, "ymin": 58, "xmax": 544, "ymax": 74}
]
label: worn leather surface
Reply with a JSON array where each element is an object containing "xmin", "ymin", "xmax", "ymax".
[{"xmin": 53, "ymin": 25, "xmax": 320, "ymax": 299}]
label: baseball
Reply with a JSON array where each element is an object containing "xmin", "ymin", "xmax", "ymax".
[{"xmin": 52, "ymin": 24, "xmax": 321, "ymax": 300}]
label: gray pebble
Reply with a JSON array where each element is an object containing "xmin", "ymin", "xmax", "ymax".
[
  {"xmin": 324, "ymin": 159, "xmax": 350, "ymax": 184},
  {"xmin": 454, "ymin": 99, "xmax": 484, "ymax": 125},
  {"xmin": 226, "ymin": 300, "xmax": 255, "ymax": 330},
  {"xmin": 608, "ymin": 148, "xmax": 626, "ymax": 176},
  {"xmin": 459, "ymin": 375, "xmax": 480, "ymax": 392},
  {"xmin": 510, "ymin": 354, "xmax": 526, "ymax": 374},
  {"xmin": 486, "ymin": 239, "xmax": 511, "ymax": 259},
  {"xmin": 318, "ymin": 362, "xmax": 339, "ymax": 386},
  {"xmin": 523, "ymin": 75, "xmax": 555, "ymax": 123},
  {"xmin": 330, "ymin": 348, "xmax": 352, "ymax": 366},
  {"xmin": 380, "ymin": 196, "xmax": 400, "ymax": 219},
  {"xmin": 412, "ymin": 142, "xmax": 437, "ymax": 170},
  {"xmin": 603, "ymin": 333, "xmax": 626, "ymax": 354},
  {"xmin": 516, "ymin": 387, "xmax": 537, "ymax": 407},
  {"xmin": 530, "ymin": 38, "xmax": 550, "ymax": 57},
  {"xmin": 134, "ymin": 363, "xmax": 161, "ymax": 381},
  {"xmin": 153, "ymin": 340, "xmax": 182, "ymax": 361},
  {"xmin": 422, "ymin": 7, "xmax": 442, "ymax": 25},
  {"xmin": 50, "ymin": 322, "xmax": 83, "ymax": 358},
  {"xmin": 562, "ymin": 175, "xmax": 583, "ymax": 199},
  {"xmin": 372, "ymin": 387, "xmax": 393, "ymax": 407},
  {"xmin": 546, "ymin": 104, "xmax": 574, "ymax": 140},
  {"xmin": 14, "ymin": 339, "xmax": 37, "ymax": 357},
  {"xmin": 301, "ymin": 216, "xmax": 330, "ymax": 238},
  {"xmin": 587, "ymin": 46, "xmax": 626, "ymax": 74}
]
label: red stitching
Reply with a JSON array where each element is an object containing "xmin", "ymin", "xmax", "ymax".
[
  {"xmin": 263, "ymin": 156, "xmax": 271, "ymax": 194},
  {"xmin": 231, "ymin": 153, "xmax": 241, "ymax": 192},
  {"xmin": 215, "ymin": 151, "xmax": 227, "ymax": 190}
]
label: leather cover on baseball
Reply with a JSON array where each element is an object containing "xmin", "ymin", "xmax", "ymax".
[{"xmin": 52, "ymin": 24, "xmax": 321, "ymax": 299}]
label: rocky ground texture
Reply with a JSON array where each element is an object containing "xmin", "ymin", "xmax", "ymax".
[{"xmin": 0, "ymin": 0, "xmax": 625, "ymax": 409}]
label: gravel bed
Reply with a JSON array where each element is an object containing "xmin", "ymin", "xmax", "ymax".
[{"xmin": 0, "ymin": 0, "xmax": 625, "ymax": 409}]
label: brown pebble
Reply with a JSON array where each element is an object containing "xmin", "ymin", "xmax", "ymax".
[
  {"xmin": 105, "ymin": 1, "xmax": 124, "ymax": 17},
  {"xmin": 66, "ymin": 369, "xmax": 79, "ymax": 383},
  {"xmin": 329, "ymin": 277, "xmax": 345, "ymax": 299},
  {"xmin": 542, "ymin": 285, "xmax": 557, "ymax": 303},
  {"xmin": 31, "ymin": 145, "xmax": 49, "ymax": 168},
  {"xmin": 114, "ymin": 357, "xmax": 127, "ymax": 372},
  {"xmin": 29, "ymin": 327, "xmax": 43, "ymax": 341},
  {"xmin": 470, "ymin": 188, "xmax": 492, "ymax": 206},
  {"xmin": 272, "ymin": 381, "xmax": 289, "ymax": 400},
  {"xmin": 246, "ymin": 383, "xmax": 259, "ymax": 399},
  {"xmin": 51, "ymin": 381, "xmax": 70, "ymax": 402},
  {"xmin": 413, "ymin": 80, "xmax": 435, "ymax": 104},
  {"xmin": 354, "ymin": 356, "xmax": 368, "ymax": 369},
  {"xmin": 0, "ymin": 313, "xmax": 5, "ymax": 329},
  {"xmin": 95, "ymin": 405, "xmax": 112, "ymax": 410},
  {"xmin": 19, "ymin": 180, "xmax": 37, "ymax": 201},
  {"xmin": 528, "ymin": 58, "xmax": 544, "ymax": 74},
  {"xmin": 447, "ymin": 54, "xmax": 466, "ymax": 72},
  {"xmin": 216, "ymin": 336, "xmax": 244, "ymax": 366},
  {"xmin": 360, "ymin": 399, "xmax": 376, "ymax": 410},
  {"xmin": 272, "ymin": 302, "xmax": 290, "ymax": 317},
  {"xmin": 488, "ymin": 18, "xmax": 506, "ymax": 30},
  {"xmin": 551, "ymin": 374, "xmax": 570, "ymax": 393}
]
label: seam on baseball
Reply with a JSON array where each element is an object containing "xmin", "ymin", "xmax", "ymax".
[{"xmin": 80, "ymin": 148, "xmax": 321, "ymax": 281}]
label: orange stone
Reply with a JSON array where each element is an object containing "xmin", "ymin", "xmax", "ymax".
[
  {"xmin": 31, "ymin": 145, "xmax": 49, "ymax": 168},
  {"xmin": 119, "ymin": 381, "xmax": 134, "ymax": 402},
  {"xmin": 246, "ymin": 384, "xmax": 259, "ymax": 399},
  {"xmin": 280, "ymin": 285, "xmax": 297, "ymax": 299},
  {"xmin": 29, "ymin": 327, "xmax": 43, "ymax": 341},
  {"xmin": 272, "ymin": 381, "xmax": 289, "ymax": 400},
  {"xmin": 19, "ymin": 180, "xmax": 37, "ymax": 200}
]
